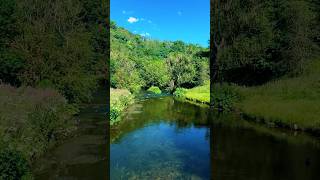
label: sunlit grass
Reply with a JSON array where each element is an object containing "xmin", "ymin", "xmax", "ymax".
[
  {"xmin": 183, "ymin": 84, "xmax": 210, "ymax": 103},
  {"xmin": 110, "ymin": 88, "xmax": 131, "ymax": 104}
]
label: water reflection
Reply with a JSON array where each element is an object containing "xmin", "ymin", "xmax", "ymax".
[{"xmin": 111, "ymin": 96, "xmax": 320, "ymax": 180}]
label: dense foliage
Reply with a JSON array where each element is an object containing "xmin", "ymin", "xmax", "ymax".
[
  {"xmin": 212, "ymin": 0, "xmax": 319, "ymax": 85},
  {"xmin": 0, "ymin": 148, "xmax": 32, "ymax": 180},
  {"xmin": 0, "ymin": 84, "xmax": 76, "ymax": 178},
  {"xmin": 0, "ymin": 0, "xmax": 108, "ymax": 178},
  {"xmin": 110, "ymin": 22, "xmax": 209, "ymax": 92},
  {"xmin": 0, "ymin": 0, "xmax": 108, "ymax": 103},
  {"xmin": 147, "ymin": 86, "xmax": 162, "ymax": 94},
  {"xmin": 110, "ymin": 89, "xmax": 134, "ymax": 125}
]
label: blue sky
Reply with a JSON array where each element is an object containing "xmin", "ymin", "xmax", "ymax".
[{"xmin": 111, "ymin": 0, "xmax": 210, "ymax": 47}]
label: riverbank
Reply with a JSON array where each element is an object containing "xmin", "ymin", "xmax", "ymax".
[
  {"xmin": 0, "ymin": 84, "xmax": 77, "ymax": 179},
  {"xmin": 175, "ymin": 59, "xmax": 320, "ymax": 134},
  {"xmin": 110, "ymin": 88, "xmax": 134, "ymax": 125},
  {"xmin": 32, "ymin": 87, "xmax": 108, "ymax": 179}
]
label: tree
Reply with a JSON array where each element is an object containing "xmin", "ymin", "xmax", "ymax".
[
  {"xmin": 11, "ymin": 0, "xmax": 97, "ymax": 103},
  {"xmin": 141, "ymin": 60, "xmax": 170, "ymax": 88},
  {"xmin": 166, "ymin": 53, "xmax": 196, "ymax": 90}
]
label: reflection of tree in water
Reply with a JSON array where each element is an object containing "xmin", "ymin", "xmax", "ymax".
[{"xmin": 110, "ymin": 96, "xmax": 211, "ymax": 143}]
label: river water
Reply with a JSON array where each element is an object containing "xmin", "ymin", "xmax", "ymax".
[
  {"xmin": 33, "ymin": 90, "xmax": 320, "ymax": 180},
  {"xmin": 111, "ymin": 96, "xmax": 320, "ymax": 180}
]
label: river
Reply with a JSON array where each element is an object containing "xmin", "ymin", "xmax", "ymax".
[
  {"xmin": 33, "ymin": 90, "xmax": 320, "ymax": 179},
  {"xmin": 111, "ymin": 95, "xmax": 320, "ymax": 180}
]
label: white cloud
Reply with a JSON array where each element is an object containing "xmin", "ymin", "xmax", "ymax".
[
  {"xmin": 177, "ymin": 11, "xmax": 182, "ymax": 16},
  {"xmin": 140, "ymin": 32, "xmax": 151, "ymax": 37},
  {"xmin": 128, "ymin": 17, "xmax": 139, "ymax": 23}
]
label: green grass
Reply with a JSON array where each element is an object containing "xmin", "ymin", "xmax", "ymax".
[
  {"xmin": 238, "ymin": 59, "xmax": 320, "ymax": 131},
  {"xmin": 174, "ymin": 59, "xmax": 320, "ymax": 132},
  {"xmin": 174, "ymin": 82, "xmax": 240, "ymax": 110},
  {"xmin": 147, "ymin": 86, "xmax": 162, "ymax": 94},
  {"xmin": 110, "ymin": 88, "xmax": 134, "ymax": 125},
  {"xmin": 180, "ymin": 85, "xmax": 210, "ymax": 103}
]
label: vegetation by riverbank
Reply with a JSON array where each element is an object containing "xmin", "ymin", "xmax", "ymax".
[
  {"xmin": 110, "ymin": 89, "xmax": 134, "ymax": 125},
  {"xmin": 238, "ymin": 59, "xmax": 320, "ymax": 132},
  {"xmin": 147, "ymin": 86, "xmax": 162, "ymax": 94},
  {"xmin": 0, "ymin": 84, "xmax": 77, "ymax": 179},
  {"xmin": 174, "ymin": 82, "xmax": 239, "ymax": 110},
  {"xmin": 175, "ymin": 59, "xmax": 320, "ymax": 133},
  {"xmin": 0, "ymin": 0, "xmax": 107, "ymax": 178}
]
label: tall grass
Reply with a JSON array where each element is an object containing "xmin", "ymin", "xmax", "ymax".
[{"xmin": 238, "ymin": 59, "xmax": 320, "ymax": 131}]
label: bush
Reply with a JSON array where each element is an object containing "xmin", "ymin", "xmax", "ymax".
[
  {"xmin": 147, "ymin": 86, "xmax": 162, "ymax": 94},
  {"xmin": 27, "ymin": 98, "xmax": 76, "ymax": 144},
  {"xmin": 0, "ymin": 84, "xmax": 76, "ymax": 161},
  {"xmin": 173, "ymin": 88, "xmax": 187, "ymax": 97},
  {"xmin": 212, "ymin": 84, "xmax": 240, "ymax": 111},
  {"xmin": 110, "ymin": 89, "xmax": 134, "ymax": 125},
  {"xmin": 0, "ymin": 148, "xmax": 32, "ymax": 180}
]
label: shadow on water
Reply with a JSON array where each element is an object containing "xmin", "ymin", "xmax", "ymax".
[
  {"xmin": 33, "ymin": 87, "xmax": 108, "ymax": 180},
  {"xmin": 111, "ymin": 96, "xmax": 320, "ymax": 180}
]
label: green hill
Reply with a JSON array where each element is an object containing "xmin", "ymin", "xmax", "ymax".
[{"xmin": 110, "ymin": 21, "xmax": 209, "ymax": 93}]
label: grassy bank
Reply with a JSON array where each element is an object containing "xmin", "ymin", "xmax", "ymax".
[
  {"xmin": 110, "ymin": 88, "xmax": 134, "ymax": 125},
  {"xmin": 0, "ymin": 84, "xmax": 77, "ymax": 179},
  {"xmin": 238, "ymin": 60, "xmax": 320, "ymax": 132},
  {"xmin": 174, "ymin": 82, "xmax": 239, "ymax": 110},
  {"xmin": 175, "ymin": 60, "xmax": 320, "ymax": 133}
]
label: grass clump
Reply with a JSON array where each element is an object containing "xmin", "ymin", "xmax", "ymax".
[
  {"xmin": 110, "ymin": 88, "xmax": 134, "ymax": 125},
  {"xmin": 147, "ymin": 86, "xmax": 162, "ymax": 94}
]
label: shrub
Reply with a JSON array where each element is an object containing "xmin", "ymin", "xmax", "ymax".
[
  {"xmin": 110, "ymin": 89, "xmax": 134, "ymax": 125},
  {"xmin": 147, "ymin": 86, "xmax": 162, "ymax": 94},
  {"xmin": 0, "ymin": 84, "xmax": 76, "ymax": 161},
  {"xmin": 173, "ymin": 88, "xmax": 187, "ymax": 97},
  {"xmin": 27, "ymin": 98, "xmax": 75, "ymax": 144},
  {"xmin": 0, "ymin": 148, "xmax": 32, "ymax": 180}
]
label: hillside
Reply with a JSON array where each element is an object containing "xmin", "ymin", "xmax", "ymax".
[{"xmin": 110, "ymin": 22, "xmax": 209, "ymax": 93}]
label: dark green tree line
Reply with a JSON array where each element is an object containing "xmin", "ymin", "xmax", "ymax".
[
  {"xmin": 0, "ymin": 0, "xmax": 108, "ymax": 103},
  {"xmin": 211, "ymin": 0, "xmax": 318, "ymax": 85}
]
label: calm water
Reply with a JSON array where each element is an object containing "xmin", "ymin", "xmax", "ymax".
[
  {"xmin": 33, "ymin": 90, "xmax": 320, "ymax": 180},
  {"xmin": 111, "ymin": 96, "xmax": 320, "ymax": 180},
  {"xmin": 33, "ymin": 87, "xmax": 108, "ymax": 180}
]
